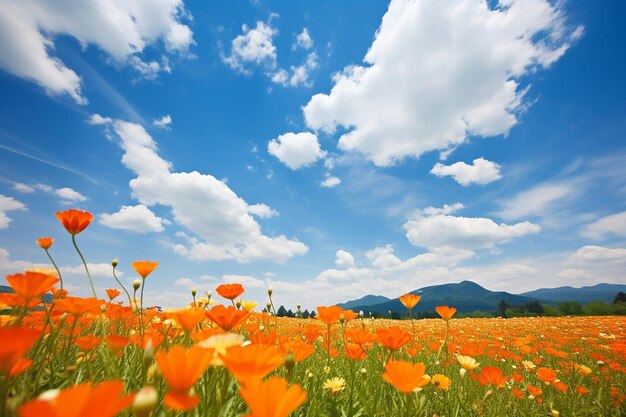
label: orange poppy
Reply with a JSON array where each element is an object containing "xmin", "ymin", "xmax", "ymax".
[
  {"xmin": 376, "ymin": 327, "xmax": 412, "ymax": 351},
  {"xmin": 51, "ymin": 288, "xmax": 67, "ymax": 299},
  {"xmin": 527, "ymin": 385, "xmax": 543, "ymax": 396},
  {"xmin": 155, "ymin": 346, "xmax": 213, "ymax": 411},
  {"xmin": 131, "ymin": 261, "xmax": 159, "ymax": 279},
  {"xmin": 278, "ymin": 339, "xmax": 315, "ymax": 362},
  {"xmin": 54, "ymin": 297, "xmax": 104, "ymax": 318},
  {"xmin": 249, "ymin": 330, "xmax": 278, "ymax": 346},
  {"xmin": 165, "ymin": 307, "xmax": 205, "ymax": 333},
  {"xmin": 0, "ymin": 326, "xmax": 40, "ymax": 377},
  {"xmin": 6, "ymin": 271, "xmax": 59, "ymax": 301},
  {"xmin": 316, "ymin": 306, "xmax": 344, "ymax": 325},
  {"xmin": 215, "ymin": 283, "xmax": 245, "ymax": 300},
  {"xmin": 344, "ymin": 343, "xmax": 367, "ymax": 360},
  {"xmin": 341, "ymin": 309, "xmax": 359, "ymax": 322},
  {"xmin": 105, "ymin": 288, "xmax": 121, "ymax": 301},
  {"xmin": 399, "ymin": 293, "xmax": 421, "ymax": 311},
  {"xmin": 36, "ymin": 237, "xmax": 54, "ymax": 250},
  {"xmin": 537, "ymin": 367, "xmax": 557, "ymax": 383},
  {"xmin": 344, "ymin": 326, "xmax": 377, "ymax": 348},
  {"xmin": 55, "ymin": 209, "xmax": 94, "ymax": 235},
  {"xmin": 435, "ymin": 305, "xmax": 457, "ymax": 321},
  {"xmin": 239, "ymin": 377, "xmax": 307, "ymax": 417},
  {"xmin": 106, "ymin": 335, "xmax": 130, "ymax": 355},
  {"xmin": 75, "ymin": 336, "xmax": 102, "ymax": 352},
  {"xmin": 205, "ymin": 304, "xmax": 249, "ymax": 331},
  {"xmin": 220, "ymin": 344, "xmax": 284, "ymax": 383},
  {"xmin": 0, "ymin": 293, "xmax": 41, "ymax": 309},
  {"xmin": 476, "ymin": 367, "xmax": 509, "ymax": 387},
  {"xmin": 382, "ymin": 360, "xmax": 430, "ymax": 394},
  {"xmin": 19, "ymin": 380, "xmax": 133, "ymax": 417},
  {"xmin": 431, "ymin": 374, "xmax": 451, "ymax": 390}
]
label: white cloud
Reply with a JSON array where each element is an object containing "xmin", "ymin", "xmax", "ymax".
[
  {"xmin": 271, "ymin": 53, "xmax": 318, "ymax": 88},
  {"xmin": 581, "ymin": 211, "xmax": 626, "ymax": 240},
  {"xmin": 268, "ymin": 132, "xmax": 326, "ymax": 170},
  {"xmin": 0, "ymin": 0, "xmax": 194, "ymax": 103},
  {"xmin": 91, "ymin": 116, "xmax": 308, "ymax": 263},
  {"xmin": 175, "ymin": 277, "xmax": 195, "ymax": 287},
  {"xmin": 248, "ymin": 203, "xmax": 279, "ymax": 219},
  {"xmin": 422, "ymin": 203, "xmax": 463, "ymax": 216},
  {"xmin": 12, "ymin": 182, "xmax": 35, "ymax": 193},
  {"xmin": 152, "ymin": 114, "xmax": 173, "ymax": 130},
  {"xmin": 566, "ymin": 245, "xmax": 626, "ymax": 266},
  {"xmin": 403, "ymin": 208, "xmax": 541, "ymax": 251},
  {"xmin": 496, "ymin": 182, "xmax": 576, "ymax": 221},
  {"xmin": 223, "ymin": 19, "xmax": 278, "ymax": 73},
  {"xmin": 0, "ymin": 248, "xmax": 49, "ymax": 273},
  {"xmin": 55, "ymin": 187, "xmax": 87, "ymax": 202},
  {"xmin": 294, "ymin": 28, "xmax": 313, "ymax": 50},
  {"xmin": 0, "ymin": 194, "xmax": 26, "ymax": 230},
  {"xmin": 88, "ymin": 114, "xmax": 113, "ymax": 125},
  {"xmin": 302, "ymin": 0, "xmax": 581, "ymax": 166},
  {"xmin": 335, "ymin": 250, "xmax": 355, "ymax": 268},
  {"xmin": 60, "ymin": 263, "xmax": 122, "ymax": 278},
  {"xmin": 497, "ymin": 264, "xmax": 537, "ymax": 276},
  {"xmin": 320, "ymin": 175, "xmax": 341, "ymax": 188},
  {"xmin": 431, "ymin": 158, "xmax": 502, "ymax": 186},
  {"xmin": 557, "ymin": 268, "xmax": 595, "ymax": 280},
  {"xmin": 99, "ymin": 204, "xmax": 167, "ymax": 233}
]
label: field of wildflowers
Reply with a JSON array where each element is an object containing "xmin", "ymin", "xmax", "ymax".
[{"xmin": 1, "ymin": 209, "xmax": 625, "ymax": 417}]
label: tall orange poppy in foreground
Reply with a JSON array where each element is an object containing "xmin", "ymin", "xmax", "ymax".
[
  {"xmin": 36, "ymin": 237, "xmax": 54, "ymax": 250},
  {"xmin": 0, "ymin": 326, "xmax": 40, "ymax": 377},
  {"xmin": 155, "ymin": 346, "xmax": 213, "ymax": 411},
  {"xmin": 239, "ymin": 377, "xmax": 307, "ymax": 417},
  {"xmin": 205, "ymin": 304, "xmax": 249, "ymax": 331},
  {"xmin": 399, "ymin": 293, "xmax": 421, "ymax": 311},
  {"xmin": 131, "ymin": 261, "xmax": 159, "ymax": 279},
  {"xmin": 220, "ymin": 344, "xmax": 284, "ymax": 383},
  {"xmin": 316, "ymin": 306, "xmax": 344, "ymax": 325},
  {"xmin": 376, "ymin": 327, "xmax": 412, "ymax": 351},
  {"xmin": 55, "ymin": 209, "xmax": 94, "ymax": 235},
  {"xmin": 216, "ymin": 283, "xmax": 245, "ymax": 300},
  {"xmin": 435, "ymin": 305, "xmax": 457, "ymax": 321},
  {"xmin": 19, "ymin": 380, "xmax": 133, "ymax": 417},
  {"xmin": 382, "ymin": 361, "xmax": 431, "ymax": 394},
  {"xmin": 6, "ymin": 271, "xmax": 59, "ymax": 301}
]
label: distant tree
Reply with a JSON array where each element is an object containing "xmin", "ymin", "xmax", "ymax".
[
  {"xmin": 286, "ymin": 309, "xmax": 294, "ymax": 318},
  {"xmin": 302, "ymin": 309, "xmax": 310, "ymax": 319},
  {"xmin": 583, "ymin": 301, "xmax": 611, "ymax": 316},
  {"xmin": 613, "ymin": 292, "xmax": 626, "ymax": 304},
  {"xmin": 541, "ymin": 304, "xmax": 560, "ymax": 317},
  {"xmin": 557, "ymin": 301, "xmax": 583, "ymax": 316},
  {"xmin": 525, "ymin": 301, "xmax": 544, "ymax": 316},
  {"xmin": 309, "ymin": 310, "xmax": 316, "ymax": 319},
  {"xmin": 277, "ymin": 305, "xmax": 287, "ymax": 317},
  {"xmin": 497, "ymin": 300, "xmax": 510, "ymax": 317},
  {"xmin": 390, "ymin": 311, "xmax": 400, "ymax": 320}
]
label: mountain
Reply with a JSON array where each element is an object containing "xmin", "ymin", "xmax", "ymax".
[
  {"xmin": 343, "ymin": 281, "xmax": 540, "ymax": 314},
  {"xmin": 521, "ymin": 283, "xmax": 626, "ymax": 303},
  {"xmin": 0, "ymin": 285, "xmax": 12, "ymax": 293},
  {"xmin": 337, "ymin": 294, "xmax": 391, "ymax": 310}
]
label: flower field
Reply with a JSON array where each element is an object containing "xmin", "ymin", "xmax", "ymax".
[{"xmin": 1, "ymin": 210, "xmax": 625, "ymax": 417}]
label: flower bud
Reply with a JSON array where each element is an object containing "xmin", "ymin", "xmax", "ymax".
[
  {"xmin": 191, "ymin": 288, "xmax": 197, "ymax": 297},
  {"xmin": 111, "ymin": 258, "xmax": 118, "ymax": 268},
  {"xmin": 459, "ymin": 368, "xmax": 467, "ymax": 378},
  {"xmin": 267, "ymin": 286, "xmax": 273, "ymax": 296},
  {"xmin": 133, "ymin": 279, "xmax": 142, "ymax": 291},
  {"xmin": 132, "ymin": 386, "xmax": 158, "ymax": 417},
  {"xmin": 143, "ymin": 339, "xmax": 154, "ymax": 368},
  {"xmin": 285, "ymin": 351, "xmax": 296, "ymax": 372}
]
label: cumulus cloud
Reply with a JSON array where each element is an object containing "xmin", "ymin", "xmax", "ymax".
[
  {"xmin": 431, "ymin": 158, "xmax": 501, "ymax": 186},
  {"xmin": 422, "ymin": 203, "xmax": 463, "ymax": 216},
  {"xmin": 55, "ymin": 187, "xmax": 87, "ymax": 202},
  {"xmin": 11, "ymin": 182, "xmax": 35, "ymax": 193},
  {"xmin": 99, "ymin": 204, "xmax": 168, "ymax": 233},
  {"xmin": 566, "ymin": 245, "xmax": 626, "ymax": 265},
  {"xmin": 271, "ymin": 53, "xmax": 318, "ymax": 87},
  {"xmin": 335, "ymin": 250, "xmax": 355, "ymax": 268},
  {"xmin": 152, "ymin": 115, "xmax": 173, "ymax": 130},
  {"xmin": 294, "ymin": 28, "xmax": 313, "ymax": 50},
  {"xmin": 223, "ymin": 19, "xmax": 279, "ymax": 73},
  {"xmin": 248, "ymin": 203, "xmax": 279, "ymax": 219},
  {"xmin": 0, "ymin": 0, "xmax": 194, "ymax": 103},
  {"xmin": 91, "ymin": 115, "xmax": 308, "ymax": 263},
  {"xmin": 268, "ymin": 132, "xmax": 326, "ymax": 170},
  {"xmin": 581, "ymin": 211, "xmax": 626, "ymax": 240},
  {"xmin": 403, "ymin": 207, "xmax": 541, "ymax": 251},
  {"xmin": 302, "ymin": 0, "xmax": 582, "ymax": 166},
  {"xmin": 320, "ymin": 175, "xmax": 341, "ymax": 188},
  {"xmin": 0, "ymin": 194, "xmax": 26, "ymax": 230},
  {"xmin": 60, "ymin": 263, "xmax": 123, "ymax": 278},
  {"xmin": 557, "ymin": 268, "xmax": 595, "ymax": 280},
  {"xmin": 0, "ymin": 248, "xmax": 49, "ymax": 272}
]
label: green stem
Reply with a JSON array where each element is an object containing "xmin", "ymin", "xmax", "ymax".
[
  {"xmin": 112, "ymin": 266, "xmax": 132, "ymax": 308},
  {"xmin": 435, "ymin": 320, "xmax": 449, "ymax": 364},
  {"xmin": 45, "ymin": 249, "xmax": 64, "ymax": 292},
  {"xmin": 72, "ymin": 234, "xmax": 97, "ymax": 298}
]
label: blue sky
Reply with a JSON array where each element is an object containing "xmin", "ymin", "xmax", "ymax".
[{"xmin": 1, "ymin": 0, "xmax": 625, "ymax": 310}]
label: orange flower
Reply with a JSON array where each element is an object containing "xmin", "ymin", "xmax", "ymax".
[
  {"xmin": 382, "ymin": 361, "xmax": 430, "ymax": 394},
  {"xmin": 105, "ymin": 288, "xmax": 121, "ymax": 301},
  {"xmin": 6, "ymin": 271, "xmax": 59, "ymax": 301},
  {"xmin": 527, "ymin": 384, "xmax": 543, "ymax": 396},
  {"xmin": 54, "ymin": 297, "xmax": 104, "ymax": 318},
  {"xmin": 431, "ymin": 374, "xmax": 451, "ymax": 390},
  {"xmin": 0, "ymin": 293, "xmax": 41, "ymax": 309},
  {"xmin": 316, "ymin": 306, "xmax": 344, "ymax": 325},
  {"xmin": 239, "ymin": 377, "xmax": 307, "ymax": 417},
  {"xmin": 0, "ymin": 326, "xmax": 40, "ymax": 377},
  {"xmin": 399, "ymin": 293, "xmax": 421, "ymax": 311},
  {"xmin": 55, "ymin": 209, "xmax": 94, "ymax": 235},
  {"xmin": 131, "ymin": 261, "xmax": 159, "ymax": 279},
  {"xmin": 537, "ymin": 367, "xmax": 557, "ymax": 384},
  {"xmin": 205, "ymin": 304, "xmax": 250, "ymax": 331},
  {"xmin": 106, "ymin": 335, "xmax": 130, "ymax": 355},
  {"xmin": 36, "ymin": 237, "xmax": 54, "ymax": 250},
  {"xmin": 476, "ymin": 367, "xmax": 509, "ymax": 387},
  {"xmin": 19, "ymin": 380, "xmax": 133, "ymax": 417},
  {"xmin": 344, "ymin": 343, "xmax": 367, "ymax": 360},
  {"xmin": 156, "ymin": 346, "xmax": 213, "ymax": 411},
  {"xmin": 435, "ymin": 305, "xmax": 457, "ymax": 321},
  {"xmin": 278, "ymin": 339, "xmax": 315, "ymax": 362},
  {"xmin": 376, "ymin": 327, "xmax": 412, "ymax": 351},
  {"xmin": 215, "ymin": 283, "xmax": 245, "ymax": 300},
  {"xmin": 220, "ymin": 344, "xmax": 284, "ymax": 383},
  {"xmin": 344, "ymin": 326, "xmax": 377, "ymax": 348},
  {"xmin": 512, "ymin": 388, "xmax": 524, "ymax": 398},
  {"xmin": 165, "ymin": 307, "xmax": 205, "ymax": 333},
  {"xmin": 75, "ymin": 336, "xmax": 102, "ymax": 352}
]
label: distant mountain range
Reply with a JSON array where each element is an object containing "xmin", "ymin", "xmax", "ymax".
[{"xmin": 337, "ymin": 281, "xmax": 626, "ymax": 314}]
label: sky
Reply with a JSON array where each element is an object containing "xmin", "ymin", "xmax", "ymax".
[{"xmin": 0, "ymin": 0, "xmax": 625, "ymax": 310}]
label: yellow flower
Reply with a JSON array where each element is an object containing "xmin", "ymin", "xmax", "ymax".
[
  {"xmin": 522, "ymin": 360, "xmax": 536, "ymax": 370},
  {"xmin": 431, "ymin": 374, "xmax": 451, "ymax": 390},
  {"xmin": 456, "ymin": 355, "xmax": 480, "ymax": 370},
  {"xmin": 323, "ymin": 377, "xmax": 346, "ymax": 395},
  {"xmin": 577, "ymin": 364, "xmax": 592, "ymax": 375},
  {"xmin": 241, "ymin": 300, "xmax": 257, "ymax": 312},
  {"xmin": 198, "ymin": 332, "xmax": 245, "ymax": 366}
]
